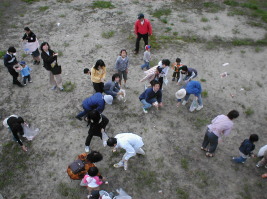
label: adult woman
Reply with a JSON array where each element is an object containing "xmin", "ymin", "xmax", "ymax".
[
  {"xmin": 91, "ymin": 59, "xmax": 106, "ymax": 93},
  {"xmin": 67, "ymin": 151, "xmax": 103, "ymax": 180},
  {"xmin": 40, "ymin": 42, "xmax": 63, "ymax": 91}
]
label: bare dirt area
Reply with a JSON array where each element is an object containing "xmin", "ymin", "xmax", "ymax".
[{"xmin": 0, "ymin": 0, "xmax": 267, "ymax": 199}]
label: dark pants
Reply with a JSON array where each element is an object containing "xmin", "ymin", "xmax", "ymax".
[
  {"xmin": 159, "ymin": 77, "xmax": 163, "ymax": 90},
  {"xmin": 23, "ymin": 75, "xmax": 31, "ymax": 84},
  {"xmin": 7, "ymin": 67, "xmax": 21, "ymax": 85},
  {"xmin": 93, "ymin": 82, "xmax": 104, "ymax": 93},
  {"xmin": 172, "ymin": 72, "xmax": 180, "ymax": 79},
  {"xmin": 135, "ymin": 33, "xmax": 148, "ymax": 53},
  {"xmin": 202, "ymin": 128, "xmax": 219, "ymax": 153}
]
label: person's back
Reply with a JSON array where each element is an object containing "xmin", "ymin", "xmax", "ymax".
[
  {"xmin": 115, "ymin": 133, "xmax": 143, "ymax": 150},
  {"xmin": 103, "ymin": 81, "xmax": 113, "ymax": 91},
  {"xmin": 185, "ymin": 80, "xmax": 202, "ymax": 95},
  {"xmin": 208, "ymin": 115, "xmax": 233, "ymax": 137},
  {"xmin": 239, "ymin": 139, "xmax": 255, "ymax": 155},
  {"xmin": 83, "ymin": 93, "xmax": 105, "ymax": 113}
]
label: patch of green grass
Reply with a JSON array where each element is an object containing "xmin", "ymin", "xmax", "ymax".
[
  {"xmin": 63, "ymin": 42, "xmax": 69, "ymax": 47},
  {"xmin": 200, "ymin": 79, "xmax": 206, "ymax": 82},
  {"xmin": 102, "ymin": 30, "xmax": 115, "ymax": 38},
  {"xmin": 203, "ymin": 2, "xmax": 224, "ymax": 13},
  {"xmin": 232, "ymin": 38, "xmax": 254, "ymax": 46},
  {"xmin": 20, "ymin": 193, "xmax": 27, "ymax": 199},
  {"xmin": 232, "ymin": 27, "xmax": 240, "ymax": 34},
  {"xmin": 255, "ymin": 47, "xmax": 262, "ymax": 52},
  {"xmin": 57, "ymin": 182, "xmax": 81, "ymax": 199},
  {"xmin": 20, "ymin": 13, "xmax": 25, "ymax": 17},
  {"xmin": 247, "ymin": 21, "xmax": 264, "ymax": 27},
  {"xmin": 193, "ymin": 118, "xmax": 210, "ymax": 128},
  {"xmin": 256, "ymin": 81, "xmax": 263, "ymax": 87},
  {"xmin": 244, "ymin": 108, "xmax": 254, "ymax": 116},
  {"xmin": 194, "ymin": 170, "xmax": 209, "ymax": 188},
  {"xmin": 21, "ymin": 0, "xmax": 39, "ymax": 3},
  {"xmin": 173, "ymin": 32, "xmax": 178, "ymax": 36},
  {"xmin": 241, "ymin": 3, "xmax": 258, "ymax": 10},
  {"xmin": 136, "ymin": 170, "xmax": 158, "ymax": 188},
  {"xmin": 181, "ymin": 18, "xmax": 188, "ymax": 23},
  {"xmin": 201, "ymin": 17, "xmax": 209, "ymax": 22},
  {"xmin": 149, "ymin": 35, "xmax": 161, "ymax": 49},
  {"xmin": 160, "ymin": 18, "xmax": 168, "ymax": 24},
  {"xmin": 202, "ymin": 90, "xmax": 208, "ymax": 98},
  {"xmin": 228, "ymin": 8, "xmax": 246, "ymax": 16},
  {"xmin": 22, "ymin": 53, "xmax": 28, "ymax": 58},
  {"xmin": 238, "ymin": 184, "xmax": 252, "ymax": 199},
  {"xmin": 176, "ymin": 187, "xmax": 189, "ymax": 199},
  {"xmin": 91, "ymin": 1, "xmax": 115, "ymax": 9},
  {"xmin": 214, "ymin": 16, "xmax": 219, "ymax": 20},
  {"xmin": 152, "ymin": 8, "xmax": 171, "ymax": 18},
  {"xmin": 59, "ymin": 14, "xmax": 66, "ymax": 17},
  {"xmin": 180, "ymin": 158, "xmax": 189, "ymax": 170},
  {"xmin": 63, "ymin": 81, "xmax": 76, "ymax": 92},
  {"xmin": 84, "ymin": 33, "xmax": 90, "ymax": 37},
  {"xmin": 58, "ymin": 51, "xmax": 63, "ymax": 57},
  {"xmin": 203, "ymin": 25, "xmax": 212, "ymax": 31},
  {"xmin": 224, "ymin": 0, "xmax": 239, "ymax": 6},
  {"xmin": 165, "ymin": 27, "xmax": 172, "ymax": 32},
  {"xmin": 57, "ymin": 0, "xmax": 73, "ymax": 2},
  {"xmin": 240, "ymin": 50, "xmax": 246, "ymax": 54},
  {"xmin": 0, "ymin": 50, "xmax": 5, "ymax": 58},
  {"xmin": 39, "ymin": 6, "xmax": 49, "ymax": 12}
]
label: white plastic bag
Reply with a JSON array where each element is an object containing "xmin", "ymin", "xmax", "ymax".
[
  {"xmin": 189, "ymin": 99, "xmax": 198, "ymax": 112},
  {"xmin": 22, "ymin": 124, "xmax": 40, "ymax": 140},
  {"xmin": 163, "ymin": 77, "xmax": 168, "ymax": 85},
  {"xmin": 102, "ymin": 131, "xmax": 109, "ymax": 147},
  {"xmin": 114, "ymin": 188, "xmax": 132, "ymax": 199},
  {"xmin": 22, "ymin": 39, "xmax": 39, "ymax": 54},
  {"xmin": 117, "ymin": 89, "xmax": 126, "ymax": 102},
  {"xmin": 258, "ymin": 145, "xmax": 267, "ymax": 157}
]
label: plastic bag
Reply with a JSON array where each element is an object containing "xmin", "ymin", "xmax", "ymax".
[
  {"xmin": 22, "ymin": 124, "xmax": 40, "ymax": 140},
  {"xmin": 258, "ymin": 145, "xmax": 267, "ymax": 157},
  {"xmin": 22, "ymin": 39, "xmax": 39, "ymax": 54},
  {"xmin": 102, "ymin": 131, "xmax": 109, "ymax": 147},
  {"xmin": 163, "ymin": 77, "xmax": 168, "ymax": 85},
  {"xmin": 189, "ymin": 99, "xmax": 198, "ymax": 112},
  {"xmin": 117, "ymin": 89, "xmax": 126, "ymax": 102},
  {"xmin": 114, "ymin": 188, "xmax": 132, "ymax": 199}
]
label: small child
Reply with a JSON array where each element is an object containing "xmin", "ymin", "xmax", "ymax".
[
  {"xmin": 140, "ymin": 45, "xmax": 151, "ymax": 70},
  {"xmin": 115, "ymin": 49, "xmax": 129, "ymax": 88},
  {"xmin": 20, "ymin": 61, "xmax": 32, "ymax": 86},
  {"xmin": 84, "ymin": 68, "xmax": 91, "ymax": 76},
  {"xmin": 172, "ymin": 58, "xmax": 183, "ymax": 81},
  {"xmin": 81, "ymin": 167, "xmax": 103, "ymax": 194},
  {"xmin": 232, "ymin": 134, "xmax": 259, "ymax": 163}
]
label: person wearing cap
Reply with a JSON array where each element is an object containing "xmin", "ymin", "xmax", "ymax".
[
  {"xmin": 176, "ymin": 80, "xmax": 203, "ymax": 111},
  {"xmin": 21, "ymin": 27, "xmax": 40, "ymax": 65},
  {"xmin": 3, "ymin": 47, "xmax": 23, "ymax": 87},
  {"xmin": 139, "ymin": 80, "xmax": 162, "ymax": 113},
  {"xmin": 134, "ymin": 13, "xmax": 153, "ymax": 54},
  {"xmin": 140, "ymin": 45, "xmax": 151, "ymax": 70},
  {"xmin": 177, "ymin": 65, "xmax": 198, "ymax": 85},
  {"xmin": 76, "ymin": 93, "xmax": 113, "ymax": 121},
  {"xmin": 20, "ymin": 61, "xmax": 32, "ymax": 86},
  {"xmin": 107, "ymin": 133, "xmax": 145, "ymax": 171}
]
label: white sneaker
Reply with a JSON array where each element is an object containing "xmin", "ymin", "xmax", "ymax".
[
  {"xmin": 113, "ymin": 162, "xmax": 124, "ymax": 168},
  {"xmin": 182, "ymin": 100, "xmax": 187, "ymax": 105},
  {"xmin": 124, "ymin": 161, "xmax": 128, "ymax": 170},
  {"xmin": 196, "ymin": 105, "xmax": 203, "ymax": 111},
  {"xmin": 138, "ymin": 148, "xmax": 145, "ymax": 155},
  {"xmin": 143, "ymin": 108, "xmax": 148, "ymax": 114},
  {"xmin": 85, "ymin": 146, "xmax": 90, "ymax": 152}
]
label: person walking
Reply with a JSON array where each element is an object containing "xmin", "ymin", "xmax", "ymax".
[{"xmin": 134, "ymin": 13, "xmax": 152, "ymax": 54}]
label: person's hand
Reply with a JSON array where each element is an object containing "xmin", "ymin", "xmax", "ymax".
[
  {"xmin": 22, "ymin": 145, "xmax": 28, "ymax": 152},
  {"xmin": 112, "ymin": 148, "xmax": 116, "ymax": 152},
  {"xmin": 176, "ymin": 102, "xmax": 181, "ymax": 107},
  {"xmin": 101, "ymin": 78, "xmax": 105, "ymax": 82},
  {"xmin": 158, "ymin": 102, "xmax": 163, "ymax": 107},
  {"xmin": 251, "ymin": 154, "xmax": 256, "ymax": 158},
  {"xmin": 53, "ymin": 53, "xmax": 58, "ymax": 56},
  {"xmin": 101, "ymin": 128, "xmax": 105, "ymax": 133},
  {"xmin": 176, "ymin": 82, "xmax": 180, "ymax": 86},
  {"xmin": 126, "ymin": 69, "xmax": 128, "ymax": 74}
]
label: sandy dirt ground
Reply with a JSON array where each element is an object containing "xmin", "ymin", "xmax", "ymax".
[{"xmin": 0, "ymin": 0, "xmax": 267, "ymax": 199}]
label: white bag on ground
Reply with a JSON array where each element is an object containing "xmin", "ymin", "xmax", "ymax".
[
  {"xmin": 258, "ymin": 145, "xmax": 267, "ymax": 157},
  {"xmin": 114, "ymin": 188, "xmax": 132, "ymax": 199},
  {"xmin": 117, "ymin": 89, "xmax": 126, "ymax": 102},
  {"xmin": 189, "ymin": 99, "xmax": 198, "ymax": 112},
  {"xmin": 102, "ymin": 131, "xmax": 109, "ymax": 147},
  {"xmin": 22, "ymin": 124, "xmax": 40, "ymax": 140}
]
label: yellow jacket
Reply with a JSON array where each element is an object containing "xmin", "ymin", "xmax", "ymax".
[{"xmin": 91, "ymin": 67, "xmax": 106, "ymax": 83}]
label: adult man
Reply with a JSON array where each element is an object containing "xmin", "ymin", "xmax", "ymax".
[
  {"xmin": 75, "ymin": 93, "xmax": 113, "ymax": 121},
  {"xmin": 134, "ymin": 13, "xmax": 152, "ymax": 54},
  {"xmin": 201, "ymin": 110, "xmax": 239, "ymax": 157},
  {"xmin": 107, "ymin": 133, "xmax": 145, "ymax": 170},
  {"xmin": 3, "ymin": 47, "xmax": 23, "ymax": 87},
  {"xmin": 139, "ymin": 80, "xmax": 162, "ymax": 113}
]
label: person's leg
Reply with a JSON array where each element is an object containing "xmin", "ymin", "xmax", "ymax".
[
  {"xmin": 172, "ymin": 72, "xmax": 176, "ymax": 81},
  {"xmin": 146, "ymin": 61, "xmax": 150, "ymax": 70},
  {"xmin": 85, "ymin": 131, "xmax": 94, "ymax": 147},
  {"xmin": 117, "ymin": 71, "xmax": 122, "ymax": 85},
  {"xmin": 207, "ymin": 132, "xmax": 218, "ymax": 154},
  {"xmin": 123, "ymin": 70, "xmax": 127, "ymax": 86},
  {"xmin": 8, "ymin": 68, "xmax": 22, "ymax": 86},
  {"xmin": 201, "ymin": 128, "xmax": 210, "ymax": 149},
  {"xmin": 136, "ymin": 148, "xmax": 145, "ymax": 155},
  {"xmin": 99, "ymin": 82, "xmax": 104, "ymax": 93},
  {"xmin": 76, "ymin": 105, "xmax": 89, "ymax": 118},
  {"xmin": 104, "ymin": 90, "xmax": 116, "ymax": 98},
  {"xmin": 28, "ymin": 75, "xmax": 32, "ymax": 82},
  {"xmin": 93, "ymin": 82, "xmax": 101, "ymax": 93},
  {"xmin": 143, "ymin": 33, "xmax": 149, "ymax": 46},
  {"xmin": 257, "ymin": 150, "xmax": 267, "ymax": 167},
  {"xmin": 140, "ymin": 61, "xmax": 147, "ymax": 70},
  {"xmin": 140, "ymin": 99, "xmax": 152, "ymax": 109},
  {"xmin": 49, "ymin": 71, "xmax": 57, "ymax": 88},
  {"xmin": 158, "ymin": 77, "xmax": 163, "ymax": 90},
  {"xmin": 23, "ymin": 76, "xmax": 27, "ymax": 85},
  {"xmin": 233, "ymin": 156, "xmax": 247, "ymax": 163},
  {"xmin": 184, "ymin": 94, "xmax": 191, "ymax": 102},
  {"xmin": 196, "ymin": 94, "xmax": 203, "ymax": 106},
  {"xmin": 54, "ymin": 74, "xmax": 63, "ymax": 89},
  {"xmin": 135, "ymin": 33, "xmax": 142, "ymax": 53}
]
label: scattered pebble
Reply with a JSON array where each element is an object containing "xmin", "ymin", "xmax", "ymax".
[
  {"xmin": 220, "ymin": 72, "xmax": 228, "ymax": 78},
  {"xmin": 240, "ymin": 88, "xmax": 244, "ymax": 91},
  {"xmin": 57, "ymin": 22, "xmax": 60, "ymax": 26},
  {"xmin": 154, "ymin": 126, "xmax": 156, "ymax": 128},
  {"xmin": 222, "ymin": 63, "xmax": 229, "ymax": 66},
  {"xmin": 230, "ymin": 94, "xmax": 235, "ymax": 98},
  {"xmin": 158, "ymin": 190, "xmax": 163, "ymax": 193},
  {"xmin": 105, "ymin": 181, "xmax": 108, "ymax": 184}
]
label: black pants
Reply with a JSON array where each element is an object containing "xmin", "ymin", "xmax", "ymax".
[
  {"xmin": 158, "ymin": 77, "xmax": 163, "ymax": 90},
  {"xmin": 7, "ymin": 67, "xmax": 21, "ymax": 85},
  {"xmin": 135, "ymin": 33, "xmax": 148, "ymax": 53},
  {"xmin": 23, "ymin": 75, "xmax": 31, "ymax": 84},
  {"xmin": 93, "ymin": 82, "xmax": 104, "ymax": 93},
  {"xmin": 172, "ymin": 72, "xmax": 180, "ymax": 78}
]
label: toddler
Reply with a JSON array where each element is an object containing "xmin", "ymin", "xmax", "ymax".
[
  {"xmin": 20, "ymin": 61, "xmax": 32, "ymax": 86},
  {"xmin": 140, "ymin": 45, "xmax": 151, "ymax": 70},
  {"xmin": 81, "ymin": 167, "xmax": 103, "ymax": 194},
  {"xmin": 172, "ymin": 58, "xmax": 183, "ymax": 81}
]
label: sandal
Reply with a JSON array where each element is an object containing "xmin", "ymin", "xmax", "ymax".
[
  {"xmin": 206, "ymin": 152, "xmax": 214, "ymax": 157},
  {"xmin": 201, "ymin": 147, "xmax": 209, "ymax": 152}
]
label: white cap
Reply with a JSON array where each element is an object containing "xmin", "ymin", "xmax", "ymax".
[
  {"xmin": 175, "ymin": 89, "xmax": 186, "ymax": 99},
  {"xmin": 104, "ymin": 95, "xmax": 113, "ymax": 105}
]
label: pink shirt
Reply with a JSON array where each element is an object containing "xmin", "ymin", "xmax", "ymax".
[{"xmin": 207, "ymin": 115, "xmax": 234, "ymax": 138}]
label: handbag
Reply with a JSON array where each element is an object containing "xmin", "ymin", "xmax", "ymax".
[{"xmin": 51, "ymin": 62, "xmax": 62, "ymax": 75}]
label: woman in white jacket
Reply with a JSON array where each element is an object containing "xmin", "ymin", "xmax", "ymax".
[{"xmin": 107, "ymin": 133, "xmax": 145, "ymax": 170}]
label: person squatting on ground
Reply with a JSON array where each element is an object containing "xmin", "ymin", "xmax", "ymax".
[
  {"xmin": 21, "ymin": 27, "xmax": 40, "ymax": 65},
  {"xmin": 201, "ymin": 110, "xmax": 239, "ymax": 157},
  {"xmin": 3, "ymin": 47, "xmax": 24, "ymax": 87},
  {"xmin": 67, "ymin": 151, "xmax": 103, "ymax": 180},
  {"xmin": 139, "ymin": 80, "xmax": 163, "ymax": 113},
  {"xmin": 172, "ymin": 58, "xmax": 183, "ymax": 82},
  {"xmin": 91, "ymin": 59, "xmax": 106, "ymax": 93},
  {"xmin": 256, "ymin": 144, "xmax": 267, "ymax": 168},
  {"xmin": 40, "ymin": 42, "xmax": 63, "ymax": 91},
  {"xmin": 107, "ymin": 133, "xmax": 145, "ymax": 171},
  {"xmin": 157, "ymin": 59, "xmax": 170, "ymax": 90},
  {"xmin": 134, "ymin": 13, "xmax": 152, "ymax": 54},
  {"xmin": 75, "ymin": 93, "xmax": 113, "ymax": 121},
  {"xmin": 140, "ymin": 45, "xmax": 151, "ymax": 70},
  {"xmin": 115, "ymin": 49, "xmax": 129, "ymax": 88},
  {"xmin": 177, "ymin": 65, "xmax": 198, "ymax": 85},
  {"xmin": 176, "ymin": 80, "xmax": 203, "ymax": 111},
  {"xmin": 103, "ymin": 73, "xmax": 124, "ymax": 99},
  {"xmin": 3, "ymin": 115, "xmax": 28, "ymax": 151},
  {"xmin": 19, "ymin": 61, "xmax": 32, "ymax": 86},
  {"xmin": 84, "ymin": 110, "xmax": 109, "ymax": 152},
  {"xmin": 232, "ymin": 134, "xmax": 259, "ymax": 163}
]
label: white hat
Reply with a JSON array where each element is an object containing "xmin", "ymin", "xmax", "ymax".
[
  {"xmin": 104, "ymin": 95, "xmax": 113, "ymax": 105},
  {"xmin": 175, "ymin": 89, "xmax": 186, "ymax": 99}
]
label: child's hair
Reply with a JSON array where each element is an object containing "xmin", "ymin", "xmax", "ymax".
[
  {"xmin": 84, "ymin": 68, "xmax": 90, "ymax": 74},
  {"xmin": 152, "ymin": 80, "xmax": 160, "ymax": 87},
  {"xmin": 180, "ymin": 65, "xmax": 188, "ymax": 72},
  {"xmin": 93, "ymin": 59, "xmax": 105, "ymax": 70},
  {"xmin": 227, "ymin": 110, "xmax": 239, "ymax": 120},
  {"xmin": 107, "ymin": 137, "xmax": 117, "ymax": 147},
  {"xmin": 24, "ymin": 27, "xmax": 30, "ymax": 31},
  {"xmin": 112, "ymin": 73, "xmax": 120, "ymax": 81},
  {"xmin": 88, "ymin": 110, "xmax": 101, "ymax": 124},
  {"xmin": 119, "ymin": 49, "xmax": 127, "ymax": 56},
  {"xmin": 249, "ymin": 134, "xmax": 259, "ymax": 142},
  {"xmin": 88, "ymin": 167, "xmax": 99, "ymax": 177},
  {"xmin": 176, "ymin": 58, "xmax": 181, "ymax": 63},
  {"xmin": 86, "ymin": 151, "xmax": 103, "ymax": 163},
  {"xmin": 162, "ymin": 59, "xmax": 170, "ymax": 66},
  {"xmin": 8, "ymin": 47, "xmax": 16, "ymax": 53}
]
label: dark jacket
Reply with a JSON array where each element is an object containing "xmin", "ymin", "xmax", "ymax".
[
  {"xmin": 139, "ymin": 87, "xmax": 162, "ymax": 104},
  {"xmin": 4, "ymin": 53, "xmax": 18, "ymax": 69},
  {"xmin": 239, "ymin": 139, "xmax": 255, "ymax": 156},
  {"xmin": 7, "ymin": 116, "xmax": 24, "ymax": 146},
  {"xmin": 22, "ymin": 31, "xmax": 37, "ymax": 42},
  {"xmin": 88, "ymin": 114, "xmax": 109, "ymax": 136},
  {"xmin": 82, "ymin": 93, "xmax": 105, "ymax": 113},
  {"xmin": 41, "ymin": 49, "xmax": 57, "ymax": 71}
]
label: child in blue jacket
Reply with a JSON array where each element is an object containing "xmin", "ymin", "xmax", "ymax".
[{"xmin": 20, "ymin": 61, "xmax": 32, "ymax": 86}]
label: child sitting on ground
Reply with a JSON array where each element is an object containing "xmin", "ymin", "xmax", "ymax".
[
  {"xmin": 81, "ymin": 167, "xmax": 104, "ymax": 195},
  {"xmin": 140, "ymin": 45, "xmax": 151, "ymax": 70},
  {"xmin": 20, "ymin": 61, "xmax": 32, "ymax": 86},
  {"xmin": 172, "ymin": 58, "xmax": 183, "ymax": 81},
  {"xmin": 232, "ymin": 134, "xmax": 259, "ymax": 163}
]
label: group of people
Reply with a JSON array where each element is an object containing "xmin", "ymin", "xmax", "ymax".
[{"xmin": 2, "ymin": 12, "xmax": 267, "ymax": 199}]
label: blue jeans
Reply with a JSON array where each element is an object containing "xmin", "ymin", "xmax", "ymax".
[
  {"xmin": 202, "ymin": 128, "xmax": 218, "ymax": 153},
  {"xmin": 141, "ymin": 99, "xmax": 152, "ymax": 110},
  {"xmin": 184, "ymin": 93, "xmax": 203, "ymax": 106},
  {"xmin": 140, "ymin": 61, "xmax": 150, "ymax": 70},
  {"xmin": 233, "ymin": 156, "xmax": 247, "ymax": 163},
  {"xmin": 104, "ymin": 90, "xmax": 117, "ymax": 98}
]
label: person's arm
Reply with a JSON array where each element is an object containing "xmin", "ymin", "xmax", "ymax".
[
  {"xmin": 100, "ymin": 115, "xmax": 109, "ymax": 130},
  {"xmin": 188, "ymin": 71, "xmax": 196, "ymax": 81},
  {"xmin": 134, "ymin": 20, "xmax": 138, "ymax": 35},
  {"xmin": 157, "ymin": 91, "xmax": 162, "ymax": 103},
  {"xmin": 122, "ymin": 143, "xmax": 136, "ymax": 161},
  {"xmin": 101, "ymin": 67, "xmax": 106, "ymax": 80},
  {"xmin": 28, "ymin": 32, "xmax": 36, "ymax": 42},
  {"xmin": 177, "ymin": 72, "xmax": 183, "ymax": 84},
  {"xmin": 96, "ymin": 101, "xmax": 105, "ymax": 113},
  {"xmin": 115, "ymin": 57, "xmax": 120, "ymax": 70},
  {"xmin": 41, "ymin": 50, "xmax": 57, "ymax": 64}
]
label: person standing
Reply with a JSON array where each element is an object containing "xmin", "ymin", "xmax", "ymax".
[
  {"xmin": 91, "ymin": 59, "xmax": 106, "ymax": 93},
  {"xmin": 140, "ymin": 45, "xmax": 151, "ymax": 70},
  {"xmin": 201, "ymin": 110, "xmax": 239, "ymax": 157},
  {"xmin": 21, "ymin": 27, "xmax": 40, "ymax": 65},
  {"xmin": 3, "ymin": 47, "xmax": 23, "ymax": 87},
  {"xmin": 19, "ymin": 61, "xmax": 32, "ymax": 86},
  {"xmin": 40, "ymin": 42, "xmax": 63, "ymax": 91},
  {"xmin": 107, "ymin": 133, "xmax": 145, "ymax": 170},
  {"xmin": 115, "ymin": 49, "xmax": 129, "ymax": 88},
  {"xmin": 134, "ymin": 13, "xmax": 152, "ymax": 54}
]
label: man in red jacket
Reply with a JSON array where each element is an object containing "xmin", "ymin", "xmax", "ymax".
[{"xmin": 134, "ymin": 13, "xmax": 153, "ymax": 54}]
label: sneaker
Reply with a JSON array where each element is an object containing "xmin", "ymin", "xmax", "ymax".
[
  {"xmin": 85, "ymin": 146, "xmax": 90, "ymax": 153},
  {"xmin": 124, "ymin": 161, "xmax": 128, "ymax": 170},
  {"xmin": 182, "ymin": 100, "xmax": 187, "ymax": 105},
  {"xmin": 256, "ymin": 164, "xmax": 260, "ymax": 168},
  {"xmin": 124, "ymin": 84, "xmax": 129, "ymax": 89},
  {"xmin": 51, "ymin": 85, "xmax": 57, "ymax": 90},
  {"xmin": 24, "ymin": 84, "xmax": 27, "ymax": 86},
  {"xmin": 265, "ymin": 165, "xmax": 267, "ymax": 169},
  {"xmin": 29, "ymin": 81, "xmax": 33, "ymax": 83},
  {"xmin": 196, "ymin": 105, "xmax": 203, "ymax": 111},
  {"xmin": 143, "ymin": 108, "xmax": 148, "ymax": 114},
  {"xmin": 75, "ymin": 116, "xmax": 82, "ymax": 121},
  {"xmin": 59, "ymin": 87, "xmax": 64, "ymax": 91},
  {"xmin": 113, "ymin": 163, "xmax": 124, "ymax": 168},
  {"xmin": 172, "ymin": 77, "xmax": 175, "ymax": 81}
]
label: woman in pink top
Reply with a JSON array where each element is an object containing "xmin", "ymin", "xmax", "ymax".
[{"xmin": 201, "ymin": 110, "xmax": 239, "ymax": 157}]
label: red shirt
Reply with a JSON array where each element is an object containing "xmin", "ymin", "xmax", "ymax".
[{"xmin": 134, "ymin": 18, "xmax": 152, "ymax": 35}]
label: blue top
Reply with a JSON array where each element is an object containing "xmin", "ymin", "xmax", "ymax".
[
  {"xmin": 82, "ymin": 92, "xmax": 105, "ymax": 113},
  {"xmin": 139, "ymin": 87, "xmax": 162, "ymax": 104},
  {"xmin": 177, "ymin": 81, "xmax": 202, "ymax": 102},
  {"xmin": 103, "ymin": 81, "xmax": 120, "ymax": 95},
  {"xmin": 20, "ymin": 65, "xmax": 32, "ymax": 77}
]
